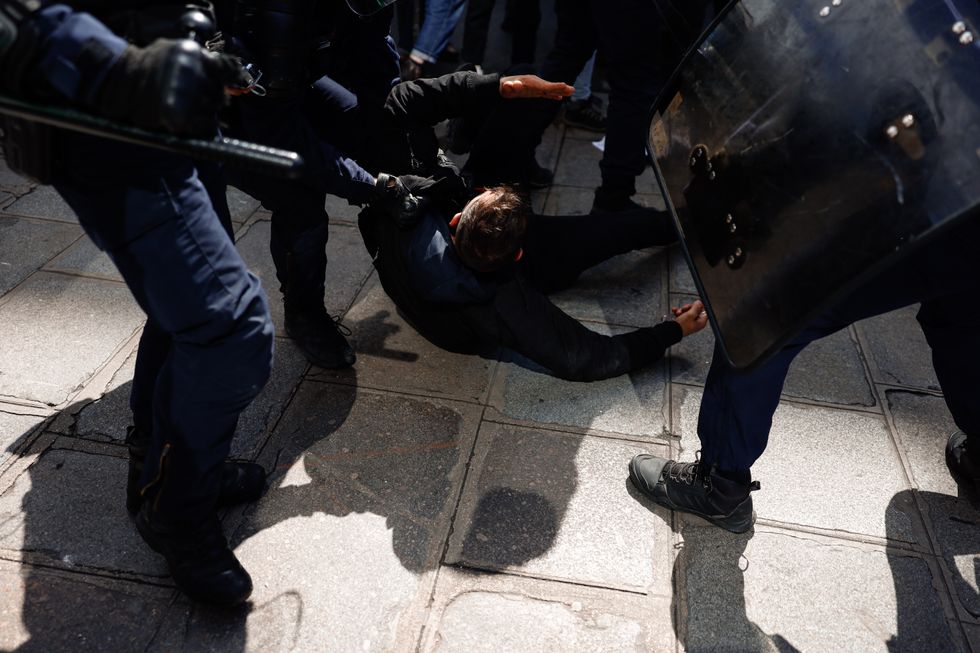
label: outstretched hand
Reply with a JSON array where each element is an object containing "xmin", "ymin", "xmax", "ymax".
[
  {"xmin": 672, "ymin": 300, "xmax": 709, "ymax": 337},
  {"xmin": 499, "ymin": 75, "xmax": 574, "ymax": 101}
]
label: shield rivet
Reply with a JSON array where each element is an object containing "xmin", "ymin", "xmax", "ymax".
[{"xmin": 819, "ymin": 6, "xmax": 831, "ymax": 17}]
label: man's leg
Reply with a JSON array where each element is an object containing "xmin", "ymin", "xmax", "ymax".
[
  {"xmin": 461, "ymin": 0, "xmax": 496, "ymax": 67},
  {"xmin": 631, "ymin": 217, "xmax": 980, "ymax": 529},
  {"xmin": 55, "ymin": 135, "xmax": 274, "ymax": 605}
]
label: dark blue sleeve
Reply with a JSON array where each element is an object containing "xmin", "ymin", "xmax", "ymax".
[{"xmin": 31, "ymin": 4, "xmax": 127, "ymax": 106}]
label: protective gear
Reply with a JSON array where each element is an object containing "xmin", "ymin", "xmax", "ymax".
[
  {"xmin": 374, "ymin": 172, "xmax": 427, "ymax": 228},
  {"xmin": 628, "ymin": 453, "xmax": 759, "ymax": 534},
  {"xmin": 135, "ymin": 502, "xmax": 253, "ymax": 606},
  {"xmin": 97, "ymin": 38, "xmax": 248, "ymax": 136},
  {"xmin": 345, "ymin": 0, "xmax": 399, "ymax": 17},
  {"xmin": 649, "ymin": 0, "xmax": 980, "ymax": 368}
]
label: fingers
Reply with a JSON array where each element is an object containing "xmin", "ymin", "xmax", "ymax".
[{"xmin": 500, "ymin": 76, "xmax": 575, "ymax": 100}]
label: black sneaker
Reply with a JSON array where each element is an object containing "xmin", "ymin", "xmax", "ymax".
[
  {"xmin": 946, "ymin": 431, "xmax": 980, "ymax": 508},
  {"xmin": 629, "ymin": 454, "xmax": 759, "ymax": 533},
  {"xmin": 135, "ymin": 505, "xmax": 253, "ymax": 606},
  {"xmin": 563, "ymin": 95, "xmax": 607, "ymax": 133},
  {"xmin": 284, "ymin": 304, "xmax": 355, "ymax": 369},
  {"xmin": 125, "ymin": 427, "xmax": 267, "ymax": 515}
]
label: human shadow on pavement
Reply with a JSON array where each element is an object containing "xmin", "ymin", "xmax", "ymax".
[{"xmin": 887, "ymin": 489, "xmax": 979, "ymax": 652}]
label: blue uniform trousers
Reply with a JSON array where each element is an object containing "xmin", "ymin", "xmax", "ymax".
[
  {"xmin": 53, "ymin": 133, "xmax": 274, "ymax": 522},
  {"xmin": 698, "ymin": 218, "xmax": 980, "ymax": 472}
]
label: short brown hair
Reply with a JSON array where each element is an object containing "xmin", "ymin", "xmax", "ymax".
[{"xmin": 454, "ymin": 186, "xmax": 529, "ymax": 272}]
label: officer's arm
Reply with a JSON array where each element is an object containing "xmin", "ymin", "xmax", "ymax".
[{"xmin": 383, "ymin": 71, "xmax": 502, "ymax": 130}]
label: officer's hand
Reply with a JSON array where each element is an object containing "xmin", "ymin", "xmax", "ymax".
[
  {"xmin": 97, "ymin": 39, "xmax": 250, "ymax": 136},
  {"xmin": 672, "ymin": 300, "xmax": 708, "ymax": 336},
  {"xmin": 499, "ymin": 75, "xmax": 574, "ymax": 101},
  {"xmin": 374, "ymin": 173, "xmax": 427, "ymax": 229}
]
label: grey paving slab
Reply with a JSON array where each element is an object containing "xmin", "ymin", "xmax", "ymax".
[
  {"xmin": 235, "ymin": 219, "xmax": 373, "ymax": 336},
  {"xmin": 541, "ymin": 185, "xmax": 594, "ymax": 215},
  {"xmin": 965, "ymin": 623, "xmax": 979, "ymax": 652},
  {"xmin": 489, "ymin": 345, "xmax": 667, "ymax": 436},
  {"xmin": 0, "ymin": 160, "xmax": 35, "ymax": 197},
  {"xmin": 324, "ymin": 193, "xmax": 362, "ymax": 224},
  {"xmin": 0, "ymin": 446, "xmax": 167, "ymax": 577},
  {"xmin": 0, "ymin": 272, "xmax": 145, "ymax": 406},
  {"xmin": 888, "ymin": 391, "xmax": 980, "ymax": 619},
  {"xmin": 432, "ymin": 591, "xmax": 651, "ymax": 652},
  {"xmin": 679, "ymin": 524, "xmax": 960, "ymax": 653},
  {"xmin": 214, "ymin": 383, "xmax": 480, "ymax": 652},
  {"xmin": 669, "ymin": 245, "xmax": 698, "ymax": 294},
  {"xmin": 71, "ymin": 349, "xmax": 135, "ymax": 443},
  {"xmin": 539, "ymin": 122, "xmax": 564, "ymax": 173},
  {"xmin": 671, "ymin": 306, "xmax": 875, "ymax": 406},
  {"xmin": 43, "ymin": 234, "xmax": 121, "ymax": 281},
  {"xmin": 0, "ymin": 559, "xmax": 173, "ymax": 652},
  {"xmin": 553, "ymin": 137, "xmax": 603, "ymax": 188},
  {"xmin": 310, "ymin": 279, "xmax": 495, "ymax": 403},
  {"xmin": 226, "ymin": 185, "xmax": 261, "ymax": 225},
  {"xmin": 549, "ymin": 248, "xmax": 667, "ymax": 328},
  {"xmin": 2, "ymin": 185, "xmax": 78, "ymax": 223},
  {"xmin": 857, "ymin": 305, "xmax": 940, "ymax": 391},
  {"xmin": 446, "ymin": 422, "xmax": 673, "ymax": 593},
  {"xmin": 0, "ymin": 216, "xmax": 82, "ymax": 296},
  {"xmin": 674, "ymin": 386, "xmax": 913, "ymax": 541},
  {"xmin": 423, "ymin": 568, "xmax": 675, "ymax": 653},
  {"xmin": 0, "ymin": 408, "xmax": 49, "ymax": 470}
]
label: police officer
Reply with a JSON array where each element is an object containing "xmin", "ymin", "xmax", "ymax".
[
  {"xmin": 0, "ymin": 1, "xmax": 273, "ymax": 605},
  {"xmin": 220, "ymin": 0, "xmax": 414, "ymax": 369}
]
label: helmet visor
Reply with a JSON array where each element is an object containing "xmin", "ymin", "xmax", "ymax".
[{"xmin": 345, "ymin": 0, "xmax": 398, "ymax": 16}]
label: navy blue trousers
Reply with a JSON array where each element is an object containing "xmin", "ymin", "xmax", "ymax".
[
  {"xmin": 698, "ymin": 218, "xmax": 980, "ymax": 472},
  {"xmin": 54, "ymin": 134, "xmax": 274, "ymax": 522}
]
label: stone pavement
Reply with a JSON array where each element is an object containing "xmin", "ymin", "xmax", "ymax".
[{"xmin": 1, "ymin": 23, "xmax": 979, "ymax": 653}]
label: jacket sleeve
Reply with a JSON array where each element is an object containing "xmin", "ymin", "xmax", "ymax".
[
  {"xmin": 492, "ymin": 278, "xmax": 683, "ymax": 382},
  {"xmin": 383, "ymin": 71, "xmax": 502, "ymax": 131}
]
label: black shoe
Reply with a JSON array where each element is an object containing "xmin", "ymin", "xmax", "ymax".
[
  {"xmin": 563, "ymin": 95, "xmax": 607, "ymax": 133},
  {"xmin": 629, "ymin": 454, "xmax": 759, "ymax": 533},
  {"xmin": 126, "ymin": 427, "xmax": 267, "ymax": 515},
  {"xmin": 136, "ymin": 505, "xmax": 253, "ymax": 606},
  {"xmin": 946, "ymin": 431, "xmax": 980, "ymax": 508},
  {"xmin": 284, "ymin": 303, "xmax": 355, "ymax": 369},
  {"xmin": 463, "ymin": 158, "xmax": 553, "ymax": 190},
  {"xmin": 522, "ymin": 161, "xmax": 554, "ymax": 189}
]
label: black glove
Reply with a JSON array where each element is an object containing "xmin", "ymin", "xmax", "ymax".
[
  {"xmin": 97, "ymin": 38, "xmax": 250, "ymax": 136},
  {"xmin": 374, "ymin": 172, "xmax": 429, "ymax": 229}
]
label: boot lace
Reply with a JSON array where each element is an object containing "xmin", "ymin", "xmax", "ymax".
[{"xmin": 663, "ymin": 452, "xmax": 713, "ymax": 492}]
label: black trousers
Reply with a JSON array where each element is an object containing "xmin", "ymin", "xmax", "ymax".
[{"xmin": 461, "ymin": 0, "xmax": 541, "ymax": 66}]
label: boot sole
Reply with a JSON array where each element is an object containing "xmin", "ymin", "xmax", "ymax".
[{"xmin": 628, "ymin": 460, "xmax": 755, "ymax": 534}]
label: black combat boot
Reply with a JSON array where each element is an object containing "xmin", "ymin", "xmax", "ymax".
[
  {"xmin": 591, "ymin": 188, "xmax": 659, "ymax": 218},
  {"xmin": 283, "ymin": 302, "xmax": 356, "ymax": 369},
  {"xmin": 126, "ymin": 426, "xmax": 267, "ymax": 515},
  {"xmin": 629, "ymin": 453, "xmax": 760, "ymax": 533},
  {"xmin": 946, "ymin": 431, "xmax": 980, "ymax": 508},
  {"xmin": 136, "ymin": 502, "xmax": 253, "ymax": 606}
]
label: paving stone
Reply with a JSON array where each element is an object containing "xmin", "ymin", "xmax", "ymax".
[
  {"xmin": 541, "ymin": 186, "xmax": 594, "ymax": 215},
  {"xmin": 214, "ymin": 384, "xmax": 479, "ymax": 652},
  {"xmin": 553, "ymin": 138, "xmax": 602, "ymax": 188},
  {"xmin": 669, "ymin": 245, "xmax": 698, "ymax": 295},
  {"xmin": 0, "ymin": 559, "xmax": 173, "ymax": 652},
  {"xmin": 226, "ymin": 185, "xmax": 261, "ymax": 224},
  {"xmin": 446, "ymin": 423, "xmax": 672, "ymax": 592},
  {"xmin": 0, "ymin": 447, "xmax": 167, "ymax": 577},
  {"xmin": 679, "ymin": 525, "xmax": 958, "ymax": 653},
  {"xmin": 324, "ymin": 193, "xmax": 362, "ymax": 224},
  {"xmin": 549, "ymin": 248, "xmax": 667, "ymax": 328},
  {"xmin": 0, "ymin": 273, "xmax": 145, "ymax": 406},
  {"xmin": 423, "ymin": 568, "xmax": 675, "ymax": 652},
  {"xmin": 43, "ymin": 235, "xmax": 121, "ymax": 281},
  {"xmin": 965, "ymin": 623, "xmax": 979, "ymax": 652},
  {"xmin": 310, "ymin": 279, "xmax": 495, "ymax": 403},
  {"xmin": 857, "ymin": 306, "xmax": 939, "ymax": 391},
  {"xmin": 235, "ymin": 219, "xmax": 373, "ymax": 336},
  {"xmin": 0, "ymin": 409, "xmax": 48, "ymax": 470},
  {"xmin": 490, "ymin": 333, "xmax": 668, "ymax": 436},
  {"xmin": 888, "ymin": 391, "xmax": 980, "ymax": 618},
  {"xmin": 0, "ymin": 216, "xmax": 82, "ymax": 296},
  {"xmin": 72, "ymin": 351, "xmax": 136, "ymax": 443},
  {"xmin": 539, "ymin": 123, "xmax": 563, "ymax": 173},
  {"xmin": 675, "ymin": 386, "xmax": 913, "ymax": 541},
  {"xmin": 0, "ymin": 160, "xmax": 35, "ymax": 197},
  {"xmin": 2, "ymin": 185, "xmax": 78, "ymax": 223},
  {"xmin": 671, "ymin": 307, "xmax": 875, "ymax": 406},
  {"xmin": 432, "ymin": 591, "xmax": 649, "ymax": 652}
]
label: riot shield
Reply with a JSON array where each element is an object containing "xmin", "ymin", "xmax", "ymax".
[{"xmin": 649, "ymin": 0, "xmax": 980, "ymax": 369}]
